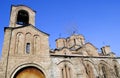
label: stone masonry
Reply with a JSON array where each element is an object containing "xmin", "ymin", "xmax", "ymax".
[{"xmin": 0, "ymin": 5, "xmax": 120, "ymax": 78}]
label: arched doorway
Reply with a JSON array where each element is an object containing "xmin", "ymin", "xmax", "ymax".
[{"xmin": 14, "ymin": 67, "xmax": 45, "ymax": 78}]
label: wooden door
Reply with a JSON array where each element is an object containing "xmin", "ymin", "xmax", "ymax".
[{"xmin": 14, "ymin": 67, "xmax": 45, "ymax": 78}]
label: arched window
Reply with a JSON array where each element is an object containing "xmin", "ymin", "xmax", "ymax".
[
  {"xmin": 15, "ymin": 33, "xmax": 24, "ymax": 54},
  {"xmin": 101, "ymin": 66, "xmax": 107, "ymax": 78},
  {"xmin": 99, "ymin": 63, "xmax": 110, "ymax": 78},
  {"xmin": 61, "ymin": 65, "xmax": 71, "ymax": 78},
  {"xmin": 74, "ymin": 39, "xmax": 76, "ymax": 45},
  {"xmin": 86, "ymin": 64, "xmax": 95, "ymax": 78},
  {"xmin": 26, "ymin": 43, "xmax": 30, "ymax": 54},
  {"xmin": 17, "ymin": 10, "xmax": 29, "ymax": 25},
  {"xmin": 114, "ymin": 65, "xmax": 119, "ymax": 77},
  {"xmin": 25, "ymin": 33, "xmax": 32, "ymax": 54},
  {"xmin": 34, "ymin": 35, "xmax": 40, "ymax": 54},
  {"xmin": 99, "ymin": 64, "xmax": 109, "ymax": 78},
  {"xmin": 63, "ymin": 40, "xmax": 66, "ymax": 47}
]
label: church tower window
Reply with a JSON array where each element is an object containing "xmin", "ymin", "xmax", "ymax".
[
  {"xmin": 17, "ymin": 10, "xmax": 29, "ymax": 25},
  {"xmin": 74, "ymin": 39, "xmax": 76, "ymax": 45},
  {"xmin": 26, "ymin": 43, "xmax": 30, "ymax": 54}
]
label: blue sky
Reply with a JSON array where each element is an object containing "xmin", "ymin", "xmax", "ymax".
[{"xmin": 0, "ymin": 0, "xmax": 120, "ymax": 56}]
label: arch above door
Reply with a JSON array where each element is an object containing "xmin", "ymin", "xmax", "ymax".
[
  {"xmin": 14, "ymin": 66, "xmax": 45, "ymax": 78},
  {"xmin": 11, "ymin": 63, "xmax": 46, "ymax": 78}
]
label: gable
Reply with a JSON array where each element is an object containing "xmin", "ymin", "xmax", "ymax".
[
  {"xmin": 85, "ymin": 43, "xmax": 97, "ymax": 50},
  {"xmin": 83, "ymin": 43, "xmax": 99, "ymax": 56},
  {"xmin": 5, "ymin": 25, "xmax": 50, "ymax": 56},
  {"xmin": 5, "ymin": 25, "xmax": 49, "ymax": 37}
]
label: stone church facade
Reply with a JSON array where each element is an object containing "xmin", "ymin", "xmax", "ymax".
[{"xmin": 0, "ymin": 5, "xmax": 120, "ymax": 78}]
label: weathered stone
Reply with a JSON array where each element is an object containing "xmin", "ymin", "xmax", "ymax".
[{"xmin": 0, "ymin": 5, "xmax": 120, "ymax": 78}]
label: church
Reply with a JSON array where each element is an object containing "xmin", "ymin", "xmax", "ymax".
[{"xmin": 0, "ymin": 5, "xmax": 120, "ymax": 78}]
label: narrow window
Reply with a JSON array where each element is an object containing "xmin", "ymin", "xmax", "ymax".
[
  {"xmin": 74, "ymin": 39, "xmax": 76, "ymax": 45},
  {"xmin": 68, "ymin": 67, "xmax": 71, "ymax": 78},
  {"xmin": 80, "ymin": 38, "xmax": 83, "ymax": 45},
  {"xmin": 62, "ymin": 69, "xmax": 64, "ymax": 78},
  {"xmin": 86, "ymin": 64, "xmax": 95, "ymax": 78},
  {"xmin": 26, "ymin": 43, "xmax": 30, "ymax": 54},
  {"xmin": 17, "ymin": 10, "xmax": 29, "ymax": 25},
  {"xmin": 102, "ymin": 66, "xmax": 106, "ymax": 78},
  {"xmin": 61, "ymin": 65, "xmax": 72, "ymax": 78},
  {"xmin": 65, "ymin": 65, "xmax": 68, "ymax": 78},
  {"xmin": 114, "ymin": 65, "xmax": 119, "ymax": 77},
  {"xmin": 63, "ymin": 40, "xmax": 65, "ymax": 47}
]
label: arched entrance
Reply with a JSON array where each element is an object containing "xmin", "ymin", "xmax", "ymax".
[{"xmin": 14, "ymin": 66, "xmax": 45, "ymax": 78}]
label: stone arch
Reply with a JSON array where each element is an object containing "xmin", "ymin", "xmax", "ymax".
[
  {"xmin": 98, "ymin": 60, "xmax": 111, "ymax": 78},
  {"xmin": 84, "ymin": 60, "xmax": 97, "ymax": 78},
  {"xmin": 57, "ymin": 60, "xmax": 76, "ymax": 78},
  {"xmin": 16, "ymin": 10, "xmax": 29, "ymax": 25},
  {"xmin": 57, "ymin": 60, "xmax": 73, "ymax": 65},
  {"xmin": 112, "ymin": 60, "xmax": 120, "ymax": 78},
  {"xmin": 25, "ymin": 32, "xmax": 32, "ymax": 54},
  {"xmin": 15, "ymin": 32, "xmax": 24, "ymax": 54},
  {"xmin": 11, "ymin": 63, "xmax": 46, "ymax": 78},
  {"xmin": 33, "ymin": 35, "xmax": 40, "ymax": 54},
  {"xmin": 114, "ymin": 65, "xmax": 119, "ymax": 77},
  {"xmin": 10, "ymin": 5, "xmax": 35, "ymax": 27}
]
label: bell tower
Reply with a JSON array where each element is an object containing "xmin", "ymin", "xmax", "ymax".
[
  {"xmin": 3, "ymin": 5, "xmax": 50, "ymax": 56},
  {"xmin": 1, "ymin": 5, "xmax": 50, "ymax": 78},
  {"xmin": 9, "ymin": 5, "xmax": 35, "ymax": 27}
]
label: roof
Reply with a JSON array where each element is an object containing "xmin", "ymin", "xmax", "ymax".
[
  {"xmin": 4, "ymin": 25, "xmax": 50, "ymax": 36},
  {"xmin": 11, "ymin": 5, "xmax": 36, "ymax": 12}
]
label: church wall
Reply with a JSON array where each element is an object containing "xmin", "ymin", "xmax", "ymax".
[
  {"xmin": 50, "ymin": 55, "xmax": 120, "ymax": 78},
  {"xmin": 3, "ymin": 26, "xmax": 50, "ymax": 78},
  {"xmin": 9, "ymin": 26, "xmax": 49, "ymax": 56},
  {"xmin": 0, "ymin": 5, "xmax": 120, "ymax": 78},
  {"xmin": 117, "ymin": 58, "xmax": 120, "ymax": 64},
  {"xmin": 0, "ymin": 28, "xmax": 14, "ymax": 78}
]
